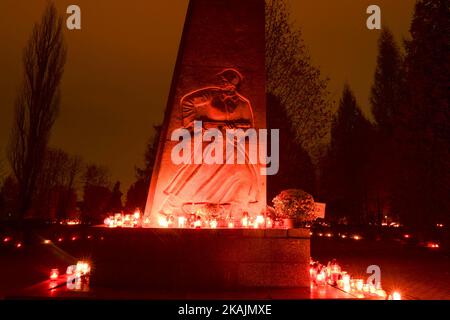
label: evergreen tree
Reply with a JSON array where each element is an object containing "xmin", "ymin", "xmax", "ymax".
[
  {"xmin": 394, "ymin": 0, "xmax": 449, "ymax": 228},
  {"xmin": 322, "ymin": 85, "xmax": 374, "ymax": 224},
  {"xmin": 371, "ymin": 29, "xmax": 404, "ymax": 135},
  {"xmin": 369, "ymin": 29, "xmax": 405, "ymax": 225}
]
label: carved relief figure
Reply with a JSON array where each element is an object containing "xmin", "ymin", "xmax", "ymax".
[{"xmin": 159, "ymin": 69, "xmax": 260, "ymax": 219}]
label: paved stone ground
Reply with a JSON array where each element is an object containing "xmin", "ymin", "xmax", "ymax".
[
  {"xmin": 7, "ymin": 279, "xmax": 353, "ymax": 300},
  {"xmin": 1, "ymin": 237, "xmax": 448, "ymax": 299},
  {"xmin": 312, "ymin": 238, "xmax": 450, "ymax": 300}
]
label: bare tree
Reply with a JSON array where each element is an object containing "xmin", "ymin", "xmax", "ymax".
[
  {"xmin": 34, "ymin": 148, "xmax": 82, "ymax": 220},
  {"xmin": 82, "ymin": 164, "xmax": 112, "ymax": 223},
  {"xmin": 266, "ymin": 0, "xmax": 332, "ymax": 157},
  {"xmin": 8, "ymin": 2, "xmax": 66, "ymax": 219},
  {"xmin": 83, "ymin": 164, "xmax": 111, "ymax": 189}
]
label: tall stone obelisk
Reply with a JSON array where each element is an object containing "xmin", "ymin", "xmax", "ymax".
[{"xmin": 144, "ymin": 0, "xmax": 266, "ymax": 226}]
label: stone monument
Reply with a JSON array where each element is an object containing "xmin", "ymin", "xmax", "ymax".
[
  {"xmin": 84, "ymin": 0, "xmax": 309, "ymax": 290},
  {"xmin": 144, "ymin": 0, "xmax": 267, "ymax": 226}
]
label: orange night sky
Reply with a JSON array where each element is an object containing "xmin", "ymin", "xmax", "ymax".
[{"xmin": 0, "ymin": 0, "xmax": 415, "ymax": 192}]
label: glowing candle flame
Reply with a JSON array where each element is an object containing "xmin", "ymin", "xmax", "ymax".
[
  {"xmin": 194, "ymin": 219, "xmax": 202, "ymax": 228},
  {"xmin": 178, "ymin": 216, "xmax": 186, "ymax": 228},
  {"xmin": 158, "ymin": 216, "xmax": 169, "ymax": 228},
  {"xmin": 252, "ymin": 215, "xmax": 265, "ymax": 228},
  {"xmin": 76, "ymin": 261, "xmax": 91, "ymax": 276},
  {"xmin": 356, "ymin": 279, "xmax": 364, "ymax": 291},
  {"xmin": 392, "ymin": 292, "xmax": 401, "ymax": 300},
  {"xmin": 342, "ymin": 274, "xmax": 351, "ymax": 292},
  {"xmin": 50, "ymin": 269, "xmax": 59, "ymax": 280}
]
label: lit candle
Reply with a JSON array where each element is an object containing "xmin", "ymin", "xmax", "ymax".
[
  {"xmin": 391, "ymin": 291, "xmax": 401, "ymax": 300},
  {"xmin": 158, "ymin": 216, "xmax": 169, "ymax": 228},
  {"xmin": 377, "ymin": 289, "xmax": 387, "ymax": 298},
  {"xmin": 356, "ymin": 279, "xmax": 364, "ymax": 291},
  {"xmin": 210, "ymin": 219, "xmax": 218, "ymax": 229},
  {"xmin": 316, "ymin": 270, "xmax": 326, "ymax": 285},
  {"xmin": 194, "ymin": 217, "xmax": 202, "ymax": 228},
  {"xmin": 178, "ymin": 216, "xmax": 186, "ymax": 228},
  {"xmin": 76, "ymin": 261, "xmax": 91, "ymax": 276},
  {"xmin": 254, "ymin": 215, "xmax": 264, "ymax": 228},
  {"xmin": 363, "ymin": 284, "xmax": 369, "ymax": 293},
  {"xmin": 241, "ymin": 217, "xmax": 248, "ymax": 228},
  {"xmin": 50, "ymin": 269, "xmax": 59, "ymax": 280},
  {"xmin": 342, "ymin": 273, "xmax": 351, "ymax": 292}
]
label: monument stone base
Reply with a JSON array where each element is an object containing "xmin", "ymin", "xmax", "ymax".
[{"xmin": 88, "ymin": 228, "xmax": 310, "ymax": 290}]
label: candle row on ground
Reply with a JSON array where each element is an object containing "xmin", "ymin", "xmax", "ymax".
[{"xmin": 309, "ymin": 258, "xmax": 401, "ymax": 300}]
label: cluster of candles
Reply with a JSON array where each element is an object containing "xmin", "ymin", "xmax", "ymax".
[
  {"xmin": 102, "ymin": 209, "xmax": 278, "ymax": 229},
  {"xmin": 312, "ymin": 232, "xmax": 362, "ymax": 240},
  {"xmin": 309, "ymin": 259, "xmax": 401, "ymax": 300},
  {"xmin": 104, "ymin": 211, "xmax": 143, "ymax": 228},
  {"xmin": 49, "ymin": 261, "xmax": 91, "ymax": 280},
  {"xmin": 49, "ymin": 261, "xmax": 91, "ymax": 292},
  {"xmin": 157, "ymin": 212, "xmax": 274, "ymax": 229}
]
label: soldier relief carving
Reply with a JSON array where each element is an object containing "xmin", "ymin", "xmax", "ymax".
[{"xmin": 159, "ymin": 69, "xmax": 262, "ymax": 223}]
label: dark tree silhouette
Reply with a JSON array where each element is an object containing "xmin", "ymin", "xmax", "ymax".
[
  {"xmin": 33, "ymin": 148, "xmax": 82, "ymax": 220},
  {"xmin": 0, "ymin": 176, "xmax": 19, "ymax": 220},
  {"xmin": 126, "ymin": 125, "xmax": 162, "ymax": 212},
  {"xmin": 266, "ymin": 0, "xmax": 332, "ymax": 156},
  {"xmin": 393, "ymin": 0, "xmax": 450, "ymax": 228},
  {"xmin": 0, "ymin": 159, "xmax": 5, "ymax": 184},
  {"xmin": 81, "ymin": 164, "xmax": 111, "ymax": 223},
  {"xmin": 267, "ymin": 94, "xmax": 316, "ymax": 202},
  {"xmin": 135, "ymin": 125, "xmax": 162, "ymax": 185},
  {"xmin": 371, "ymin": 29, "xmax": 404, "ymax": 135},
  {"xmin": 7, "ymin": 3, "xmax": 66, "ymax": 219},
  {"xmin": 108, "ymin": 181, "xmax": 123, "ymax": 213},
  {"xmin": 369, "ymin": 29, "xmax": 405, "ymax": 225},
  {"xmin": 322, "ymin": 85, "xmax": 374, "ymax": 224}
]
